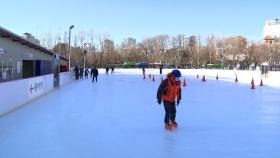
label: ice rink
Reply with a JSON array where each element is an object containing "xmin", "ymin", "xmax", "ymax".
[{"xmin": 1, "ymin": 73, "xmax": 280, "ymax": 158}]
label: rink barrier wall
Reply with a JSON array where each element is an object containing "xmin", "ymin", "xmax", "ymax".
[
  {"xmin": 59, "ymin": 71, "xmax": 74, "ymax": 86},
  {"xmin": 0, "ymin": 74, "xmax": 54, "ymax": 116},
  {"xmin": 112, "ymin": 68, "xmax": 279, "ymax": 88}
]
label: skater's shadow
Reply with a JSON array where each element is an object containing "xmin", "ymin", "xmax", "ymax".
[{"xmin": 162, "ymin": 131, "xmax": 178, "ymax": 154}]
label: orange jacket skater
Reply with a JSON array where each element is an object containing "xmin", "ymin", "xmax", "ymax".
[{"xmin": 157, "ymin": 69, "xmax": 182, "ymax": 130}]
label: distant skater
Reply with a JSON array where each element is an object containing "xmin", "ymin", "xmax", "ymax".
[
  {"xmin": 92, "ymin": 67, "xmax": 99, "ymax": 82},
  {"xmin": 111, "ymin": 66, "xmax": 115, "ymax": 74},
  {"xmin": 85, "ymin": 68, "xmax": 89, "ymax": 79},
  {"xmin": 159, "ymin": 65, "xmax": 163, "ymax": 75},
  {"xmin": 106, "ymin": 66, "xmax": 109, "ymax": 75},
  {"xmin": 74, "ymin": 65, "xmax": 79, "ymax": 80},
  {"xmin": 157, "ymin": 69, "xmax": 182, "ymax": 130},
  {"xmin": 79, "ymin": 67, "xmax": 84, "ymax": 79},
  {"xmin": 90, "ymin": 67, "xmax": 93, "ymax": 78}
]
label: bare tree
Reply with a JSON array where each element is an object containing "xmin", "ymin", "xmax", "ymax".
[{"xmin": 41, "ymin": 29, "xmax": 278, "ymax": 69}]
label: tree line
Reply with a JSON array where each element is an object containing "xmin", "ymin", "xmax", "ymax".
[{"xmin": 39, "ymin": 31, "xmax": 280, "ymax": 69}]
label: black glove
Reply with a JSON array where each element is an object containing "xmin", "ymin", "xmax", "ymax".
[
  {"xmin": 177, "ymin": 100, "xmax": 180, "ymax": 106},
  {"xmin": 158, "ymin": 99, "xmax": 162, "ymax": 105}
]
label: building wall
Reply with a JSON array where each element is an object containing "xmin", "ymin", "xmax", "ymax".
[
  {"xmin": 59, "ymin": 56, "xmax": 68, "ymax": 66},
  {"xmin": 0, "ymin": 37, "xmax": 53, "ymax": 80},
  {"xmin": 0, "ymin": 37, "xmax": 67, "ymax": 81},
  {"xmin": 126, "ymin": 38, "xmax": 136, "ymax": 49},
  {"xmin": 263, "ymin": 19, "xmax": 280, "ymax": 39},
  {"xmin": 103, "ymin": 39, "xmax": 114, "ymax": 53}
]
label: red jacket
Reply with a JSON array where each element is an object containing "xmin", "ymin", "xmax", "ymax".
[{"xmin": 157, "ymin": 73, "xmax": 181, "ymax": 102}]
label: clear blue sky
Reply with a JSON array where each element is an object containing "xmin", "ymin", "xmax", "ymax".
[{"xmin": 0, "ymin": 0, "xmax": 279, "ymax": 44}]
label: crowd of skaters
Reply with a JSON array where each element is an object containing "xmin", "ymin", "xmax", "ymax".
[
  {"xmin": 73, "ymin": 65, "xmax": 115, "ymax": 82},
  {"xmin": 142, "ymin": 65, "xmax": 163, "ymax": 76},
  {"xmin": 74, "ymin": 65, "xmax": 165, "ymax": 83}
]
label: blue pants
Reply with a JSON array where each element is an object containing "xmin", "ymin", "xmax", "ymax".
[
  {"xmin": 163, "ymin": 101, "xmax": 176, "ymax": 123},
  {"xmin": 92, "ymin": 76, "xmax": 98, "ymax": 82}
]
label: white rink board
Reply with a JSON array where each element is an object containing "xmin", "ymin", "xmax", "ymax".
[
  {"xmin": 59, "ymin": 71, "xmax": 74, "ymax": 86},
  {"xmin": 0, "ymin": 74, "xmax": 54, "ymax": 115}
]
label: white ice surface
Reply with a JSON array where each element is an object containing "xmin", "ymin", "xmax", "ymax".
[{"xmin": 0, "ymin": 71, "xmax": 280, "ymax": 158}]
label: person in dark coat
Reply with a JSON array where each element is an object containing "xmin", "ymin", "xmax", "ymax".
[
  {"xmin": 159, "ymin": 65, "xmax": 163, "ymax": 75},
  {"xmin": 142, "ymin": 67, "xmax": 145, "ymax": 76},
  {"xmin": 92, "ymin": 67, "xmax": 99, "ymax": 82},
  {"xmin": 111, "ymin": 66, "xmax": 114, "ymax": 74},
  {"xmin": 85, "ymin": 68, "xmax": 89, "ymax": 79},
  {"xmin": 79, "ymin": 67, "xmax": 84, "ymax": 79},
  {"xmin": 105, "ymin": 66, "xmax": 109, "ymax": 75},
  {"xmin": 90, "ymin": 67, "xmax": 94, "ymax": 78},
  {"xmin": 74, "ymin": 65, "xmax": 79, "ymax": 80}
]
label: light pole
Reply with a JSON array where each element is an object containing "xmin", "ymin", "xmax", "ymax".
[
  {"xmin": 58, "ymin": 37, "xmax": 61, "ymax": 54},
  {"xmin": 68, "ymin": 25, "xmax": 74, "ymax": 70}
]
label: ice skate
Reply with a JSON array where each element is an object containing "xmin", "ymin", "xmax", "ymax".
[
  {"xmin": 171, "ymin": 121, "xmax": 178, "ymax": 128},
  {"xmin": 165, "ymin": 122, "xmax": 172, "ymax": 130}
]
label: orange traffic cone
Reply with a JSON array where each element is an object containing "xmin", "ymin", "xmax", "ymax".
[
  {"xmin": 152, "ymin": 75, "xmax": 155, "ymax": 81},
  {"xmin": 202, "ymin": 75, "xmax": 206, "ymax": 82},
  {"xmin": 260, "ymin": 79, "xmax": 264, "ymax": 86},
  {"xmin": 235, "ymin": 76, "xmax": 238, "ymax": 82},
  {"xmin": 183, "ymin": 79, "xmax": 187, "ymax": 86},
  {"xmin": 216, "ymin": 74, "xmax": 219, "ymax": 80},
  {"xmin": 251, "ymin": 78, "xmax": 256, "ymax": 89}
]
